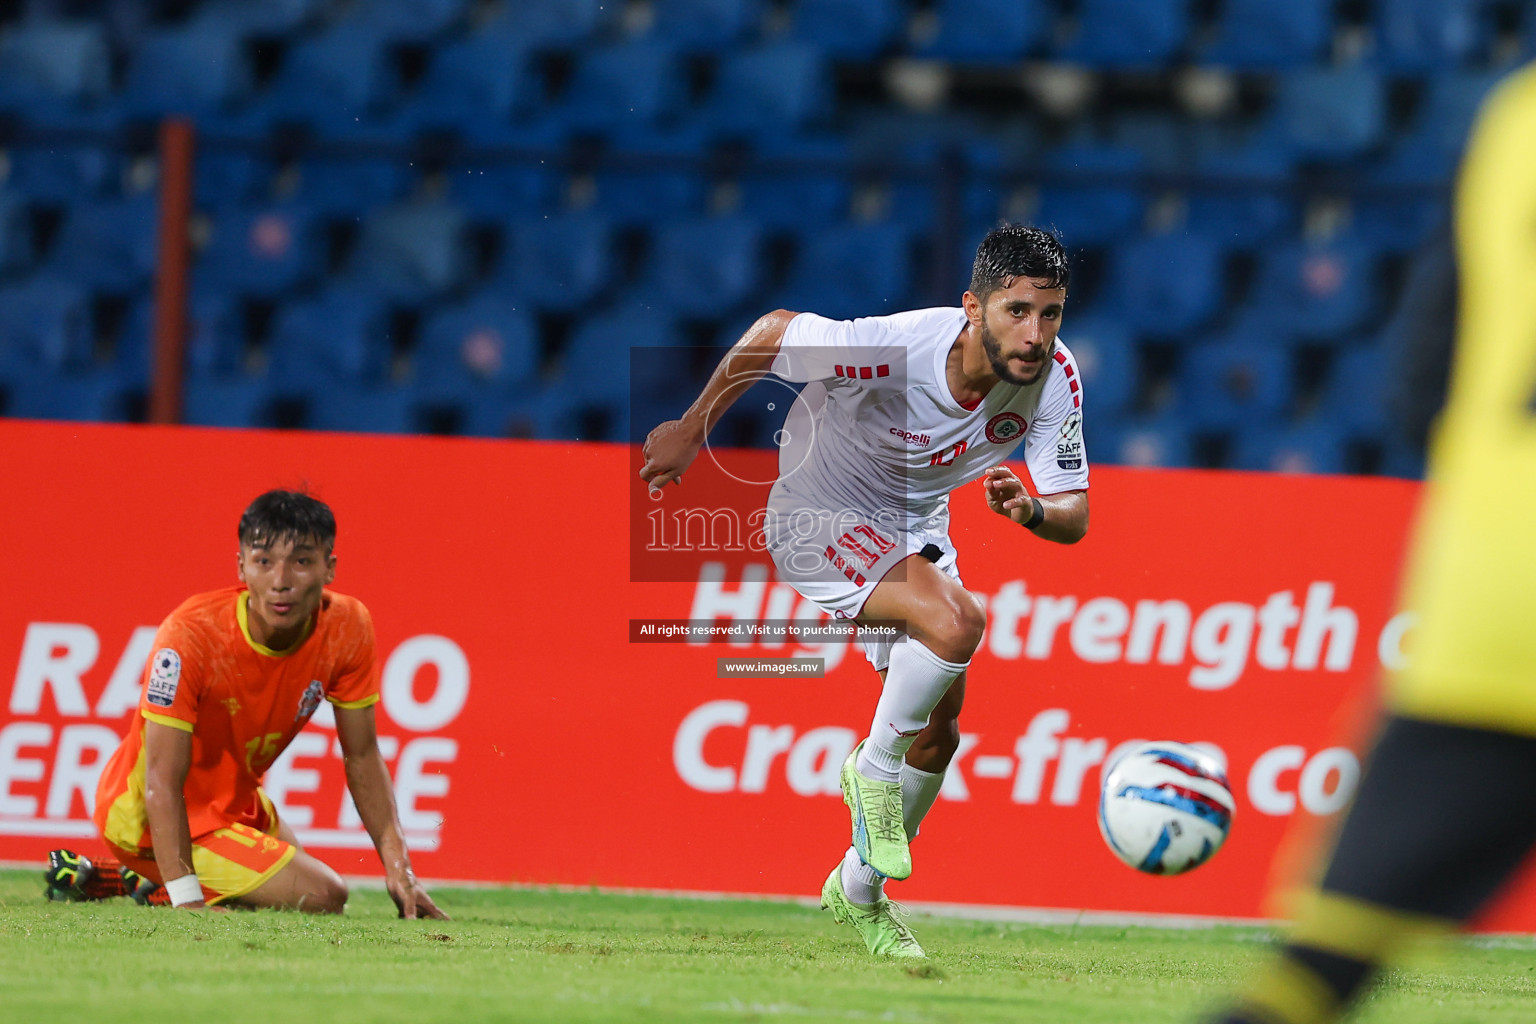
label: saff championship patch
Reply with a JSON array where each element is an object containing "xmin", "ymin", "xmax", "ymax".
[
  {"xmin": 147, "ymin": 649, "xmax": 182, "ymax": 707},
  {"xmin": 1057, "ymin": 411, "xmax": 1084, "ymax": 469},
  {"xmin": 985, "ymin": 412, "xmax": 1027, "ymax": 445}
]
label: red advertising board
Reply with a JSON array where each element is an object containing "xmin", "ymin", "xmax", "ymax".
[{"xmin": 2, "ymin": 419, "xmax": 1533, "ymax": 928}]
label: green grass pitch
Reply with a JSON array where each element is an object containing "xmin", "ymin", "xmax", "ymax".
[{"xmin": 2, "ymin": 869, "xmax": 1533, "ymax": 1023}]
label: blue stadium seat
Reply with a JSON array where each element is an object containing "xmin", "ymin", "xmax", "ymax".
[
  {"xmin": 1200, "ymin": 0, "xmax": 1332, "ymax": 69},
  {"xmin": 334, "ymin": 0, "xmax": 472, "ymax": 41},
  {"xmin": 1097, "ymin": 415, "xmax": 1194, "ymax": 468},
  {"xmin": 3, "ymin": 145, "xmax": 120, "ymax": 203},
  {"xmin": 542, "ymin": 306, "xmax": 682, "ymax": 439},
  {"xmin": 643, "ymin": 216, "xmax": 765, "ymax": 317},
  {"xmin": 117, "ymin": 294, "xmax": 251, "ymax": 383},
  {"xmin": 306, "ymin": 382, "xmax": 419, "ymax": 434},
  {"xmin": 184, "ymin": 294, "xmax": 253, "ymax": 379},
  {"xmin": 183, "ymin": 377, "xmax": 279, "ymax": 430},
  {"xmin": 1319, "ymin": 343, "xmax": 1391, "ymax": 439},
  {"xmin": 1057, "ymin": 0, "xmax": 1190, "ymax": 67},
  {"xmin": 477, "ymin": 0, "xmax": 618, "ymax": 47},
  {"xmin": 196, "ymin": 206, "xmax": 322, "ymax": 298},
  {"xmin": 650, "ymin": 0, "xmax": 766, "ymax": 52},
  {"xmin": 117, "ymin": 24, "xmax": 253, "ymax": 121},
  {"xmin": 1230, "ymin": 422, "xmax": 1347, "ymax": 475},
  {"xmin": 4, "ymin": 366, "xmax": 137, "ymax": 423},
  {"xmin": 774, "ymin": 221, "xmax": 914, "ymax": 321},
  {"xmin": 914, "ymin": 0, "xmax": 1051, "ymax": 63},
  {"xmin": 1104, "ymin": 113, "xmax": 1189, "ymax": 174},
  {"xmin": 701, "ymin": 43, "xmax": 831, "ymax": 140},
  {"xmin": 0, "ymin": 20, "xmax": 112, "ymax": 120},
  {"xmin": 1273, "ymin": 68, "xmax": 1387, "ymax": 162},
  {"xmin": 1184, "ymin": 142, "xmax": 1298, "ymax": 248},
  {"xmin": 1245, "ymin": 236, "xmax": 1380, "ymax": 339},
  {"xmin": 346, "ymin": 201, "xmax": 471, "ymax": 301},
  {"xmin": 0, "ymin": 277, "xmax": 93, "ymax": 370},
  {"xmin": 590, "ymin": 134, "xmax": 710, "ymax": 226},
  {"xmin": 1177, "ymin": 335, "xmax": 1296, "ymax": 430},
  {"xmin": 44, "ymin": 198, "xmax": 159, "ymax": 291},
  {"xmin": 1101, "ymin": 232, "xmax": 1226, "ymax": 336},
  {"xmin": 1038, "ymin": 144, "xmax": 1146, "ymax": 245},
  {"xmin": 498, "ymin": 212, "xmax": 614, "ymax": 311},
  {"xmin": 415, "ymin": 295, "xmax": 540, "ymax": 394},
  {"xmin": 1373, "ymin": 71, "xmax": 1502, "ymax": 187},
  {"xmin": 1372, "ymin": 0, "xmax": 1492, "ymax": 72},
  {"xmin": 195, "ymin": 152, "xmax": 277, "ymax": 209},
  {"xmin": 551, "ymin": 42, "xmax": 686, "ymax": 138},
  {"xmin": 788, "ymin": 0, "xmax": 907, "ymax": 59},
  {"xmin": 242, "ymin": 30, "xmax": 399, "ymax": 133},
  {"xmin": 264, "ymin": 288, "xmax": 393, "ymax": 385},
  {"xmin": 734, "ymin": 137, "xmax": 852, "ymax": 230},
  {"xmin": 0, "ymin": 194, "xmax": 34, "ymax": 277},
  {"xmin": 443, "ymin": 162, "xmax": 562, "ymax": 220},
  {"xmin": 394, "ymin": 35, "xmax": 539, "ymax": 136},
  {"xmin": 190, "ymin": 0, "xmax": 330, "ymax": 35},
  {"xmin": 1060, "ymin": 315, "xmax": 1139, "ymax": 418},
  {"xmin": 289, "ymin": 156, "xmax": 416, "ymax": 216}
]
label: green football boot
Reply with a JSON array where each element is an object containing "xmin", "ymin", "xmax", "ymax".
[
  {"xmin": 820, "ymin": 864, "xmax": 925, "ymax": 958},
  {"xmin": 840, "ymin": 740, "xmax": 911, "ymax": 880},
  {"xmin": 43, "ymin": 849, "xmax": 94, "ymax": 901}
]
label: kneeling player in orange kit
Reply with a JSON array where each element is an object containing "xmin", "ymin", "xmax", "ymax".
[{"xmin": 47, "ymin": 489, "xmax": 445, "ymax": 918}]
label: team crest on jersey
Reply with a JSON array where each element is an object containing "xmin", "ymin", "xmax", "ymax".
[
  {"xmin": 985, "ymin": 412, "xmax": 1027, "ymax": 445},
  {"xmin": 1057, "ymin": 411, "xmax": 1084, "ymax": 469},
  {"xmin": 147, "ymin": 649, "xmax": 181, "ymax": 707},
  {"xmin": 295, "ymin": 679, "xmax": 324, "ymax": 724}
]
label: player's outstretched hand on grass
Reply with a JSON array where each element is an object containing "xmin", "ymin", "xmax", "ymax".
[
  {"xmin": 640, "ymin": 417, "xmax": 704, "ymax": 495},
  {"xmin": 387, "ymin": 867, "xmax": 449, "ymax": 921},
  {"xmin": 982, "ymin": 465, "xmax": 1034, "ymax": 525}
]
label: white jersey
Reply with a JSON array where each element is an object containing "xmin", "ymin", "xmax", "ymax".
[{"xmin": 766, "ymin": 307, "xmax": 1089, "ymax": 532}]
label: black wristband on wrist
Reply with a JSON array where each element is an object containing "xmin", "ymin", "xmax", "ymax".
[{"xmin": 1023, "ymin": 496, "xmax": 1045, "ymax": 530}]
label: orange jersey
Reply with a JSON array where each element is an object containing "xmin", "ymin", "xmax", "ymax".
[{"xmin": 94, "ymin": 585, "xmax": 379, "ymax": 852}]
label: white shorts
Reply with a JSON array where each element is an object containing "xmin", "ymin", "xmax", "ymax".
[{"xmin": 764, "ymin": 505, "xmax": 963, "ymax": 672}]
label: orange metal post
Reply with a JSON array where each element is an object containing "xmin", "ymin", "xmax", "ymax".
[{"xmin": 148, "ymin": 118, "xmax": 196, "ymax": 425}]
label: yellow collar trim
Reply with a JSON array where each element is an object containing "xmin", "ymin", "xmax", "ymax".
[{"xmin": 237, "ymin": 593, "xmax": 316, "ymax": 657}]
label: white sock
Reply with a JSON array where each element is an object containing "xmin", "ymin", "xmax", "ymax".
[
  {"xmin": 856, "ymin": 639, "xmax": 968, "ymax": 783},
  {"xmin": 902, "ymin": 763, "xmax": 945, "ymax": 841},
  {"xmin": 840, "ymin": 846, "xmax": 885, "ymax": 905}
]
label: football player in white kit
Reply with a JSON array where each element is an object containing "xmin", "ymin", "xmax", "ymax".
[{"xmin": 640, "ymin": 225, "xmax": 1090, "ymax": 957}]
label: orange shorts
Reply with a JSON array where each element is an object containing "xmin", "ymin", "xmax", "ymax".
[{"xmin": 108, "ymin": 792, "xmax": 297, "ymax": 906}]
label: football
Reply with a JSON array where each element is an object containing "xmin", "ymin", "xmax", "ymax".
[{"xmin": 1098, "ymin": 741, "xmax": 1235, "ymax": 875}]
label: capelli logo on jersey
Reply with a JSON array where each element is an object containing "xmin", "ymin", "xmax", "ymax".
[{"xmin": 888, "ymin": 428, "xmax": 933, "ymax": 447}]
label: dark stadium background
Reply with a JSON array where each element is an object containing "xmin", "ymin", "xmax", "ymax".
[{"xmin": 0, "ymin": 0, "xmax": 1525, "ymax": 474}]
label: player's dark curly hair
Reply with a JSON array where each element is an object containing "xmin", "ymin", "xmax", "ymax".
[
  {"xmin": 238, "ymin": 489, "xmax": 336, "ymax": 552},
  {"xmin": 969, "ymin": 224, "xmax": 1070, "ymax": 300}
]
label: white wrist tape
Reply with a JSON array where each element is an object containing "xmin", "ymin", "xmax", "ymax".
[{"xmin": 165, "ymin": 873, "xmax": 204, "ymax": 906}]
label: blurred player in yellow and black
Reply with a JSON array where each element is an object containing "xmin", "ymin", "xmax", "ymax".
[{"xmin": 1212, "ymin": 62, "xmax": 1536, "ymax": 1024}]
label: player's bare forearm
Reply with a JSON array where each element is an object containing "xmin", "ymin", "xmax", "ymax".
[
  {"xmin": 344, "ymin": 750, "xmax": 409, "ymax": 863},
  {"xmin": 142, "ymin": 720, "xmax": 197, "ymax": 891},
  {"xmin": 640, "ymin": 310, "xmax": 796, "ymax": 493},
  {"xmin": 685, "ymin": 309, "xmax": 795, "ymax": 434},
  {"xmin": 983, "ymin": 467, "xmax": 1088, "ymax": 544},
  {"xmin": 336, "ymin": 708, "xmax": 410, "ymax": 869},
  {"xmin": 1030, "ymin": 490, "xmax": 1089, "ymax": 544}
]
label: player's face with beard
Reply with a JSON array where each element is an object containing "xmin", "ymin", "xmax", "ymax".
[{"xmin": 978, "ymin": 277, "xmax": 1067, "ymax": 385}]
